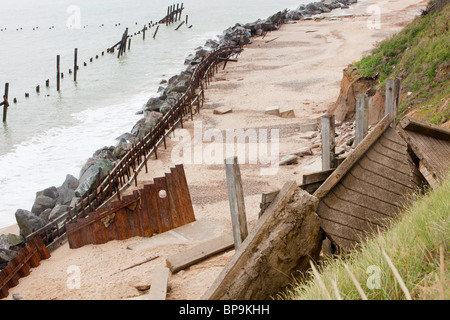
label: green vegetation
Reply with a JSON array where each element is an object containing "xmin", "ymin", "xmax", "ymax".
[
  {"xmin": 353, "ymin": 0, "xmax": 449, "ymax": 125},
  {"xmin": 280, "ymin": 175, "xmax": 449, "ymax": 300}
]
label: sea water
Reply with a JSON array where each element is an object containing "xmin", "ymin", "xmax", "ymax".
[{"xmin": 0, "ymin": 0, "xmax": 309, "ymax": 229}]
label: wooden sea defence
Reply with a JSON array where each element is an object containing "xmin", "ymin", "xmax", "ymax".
[
  {"xmin": 314, "ymin": 115, "xmax": 427, "ymax": 251},
  {"xmin": 65, "ymin": 165, "xmax": 195, "ymax": 249},
  {"xmin": 24, "ymin": 45, "xmax": 238, "ymax": 250},
  {"xmin": 0, "ymin": 236, "xmax": 50, "ymax": 299}
]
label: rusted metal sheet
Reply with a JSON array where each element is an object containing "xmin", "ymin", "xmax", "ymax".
[
  {"xmin": 66, "ymin": 165, "xmax": 196, "ymax": 249},
  {"xmin": 397, "ymin": 116, "xmax": 450, "ymax": 187},
  {"xmin": 0, "ymin": 236, "xmax": 50, "ymax": 299},
  {"xmin": 315, "ymin": 117, "xmax": 427, "ymax": 252}
]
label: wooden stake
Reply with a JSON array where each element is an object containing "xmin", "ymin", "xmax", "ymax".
[
  {"xmin": 354, "ymin": 94, "xmax": 369, "ymax": 147},
  {"xmin": 225, "ymin": 156, "xmax": 248, "ymax": 249},
  {"xmin": 74, "ymin": 48, "xmax": 78, "ymax": 82},
  {"xmin": 321, "ymin": 114, "xmax": 336, "ymax": 170},
  {"xmin": 385, "ymin": 78, "xmax": 401, "ymax": 128},
  {"xmin": 153, "ymin": 25, "xmax": 159, "ymax": 39},
  {"xmin": 56, "ymin": 55, "xmax": 61, "ymax": 91},
  {"xmin": 2, "ymin": 83, "xmax": 9, "ymax": 122}
]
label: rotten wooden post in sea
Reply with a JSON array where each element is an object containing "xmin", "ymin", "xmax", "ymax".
[
  {"xmin": 1, "ymin": 83, "xmax": 9, "ymax": 122},
  {"xmin": 74, "ymin": 48, "xmax": 78, "ymax": 82},
  {"xmin": 56, "ymin": 55, "xmax": 61, "ymax": 91}
]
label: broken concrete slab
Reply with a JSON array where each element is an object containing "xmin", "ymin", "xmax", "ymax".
[
  {"xmin": 290, "ymin": 146, "xmax": 313, "ymax": 157},
  {"xmin": 202, "ymin": 182, "xmax": 322, "ymax": 300},
  {"xmin": 276, "ymin": 155, "xmax": 299, "ymax": 166},
  {"xmin": 299, "ymin": 131, "xmax": 318, "ymax": 139},
  {"xmin": 213, "ymin": 106, "xmax": 232, "ymax": 115},
  {"xmin": 280, "ymin": 108, "xmax": 295, "ymax": 118},
  {"xmin": 265, "ymin": 106, "xmax": 281, "ymax": 116},
  {"xmin": 299, "ymin": 122, "xmax": 318, "ymax": 133},
  {"xmin": 166, "ymin": 233, "xmax": 234, "ymax": 273}
]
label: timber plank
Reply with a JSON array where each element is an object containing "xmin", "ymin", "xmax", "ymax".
[
  {"xmin": 400, "ymin": 116, "xmax": 450, "ymax": 140},
  {"xmin": 166, "ymin": 233, "xmax": 235, "ymax": 273},
  {"xmin": 342, "ymin": 172, "xmax": 405, "ymax": 206},
  {"xmin": 365, "ymin": 147, "xmax": 412, "ymax": 173},
  {"xmin": 147, "ymin": 266, "xmax": 170, "ymax": 300},
  {"xmin": 319, "ymin": 217, "xmax": 364, "ymax": 243},
  {"xmin": 332, "ymin": 183, "xmax": 399, "ymax": 216},
  {"xmin": 351, "ymin": 163, "xmax": 414, "ymax": 196},
  {"xmin": 358, "ymin": 154, "xmax": 417, "ymax": 189},
  {"xmin": 383, "ymin": 127, "xmax": 408, "ymax": 146},
  {"xmin": 318, "ymin": 201, "xmax": 382, "ymax": 232},
  {"xmin": 321, "ymin": 191, "xmax": 393, "ymax": 224},
  {"xmin": 325, "ymin": 232, "xmax": 358, "ymax": 250}
]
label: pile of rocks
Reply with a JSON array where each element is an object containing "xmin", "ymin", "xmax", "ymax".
[{"xmin": 287, "ymin": 0, "xmax": 358, "ymax": 20}]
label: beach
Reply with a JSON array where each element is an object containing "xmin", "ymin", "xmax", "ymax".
[{"xmin": 1, "ymin": 0, "xmax": 428, "ymax": 300}]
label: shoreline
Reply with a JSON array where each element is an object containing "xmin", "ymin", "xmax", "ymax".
[
  {"xmin": 0, "ymin": 0, "xmax": 358, "ymax": 236},
  {"xmin": 1, "ymin": 0, "xmax": 429, "ymax": 300}
]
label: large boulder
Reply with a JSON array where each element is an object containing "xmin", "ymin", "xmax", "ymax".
[
  {"xmin": 15, "ymin": 209, "xmax": 47, "ymax": 238},
  {"xmin": 1, "ymin": 249, "xmax": 18, "ymax": 269},
  {"xmin": 145, "ymin": 97, "xmax": 165, "ymax": 112},
  {"xmin": 48, "ymin": 204, "xmax": 69, "ymax": 221},
  {"xmin": 75, "ymin": 158, "xmax": 114, "ymax": 197},
  {"xmin": 57, "ymin": 174, "xmax": 79, "ymax": 206},
  {"xmin": 0, "ymin": 233, "xmax": 24, "ymax": 250},
  {"xmin": 31, "ymin": 195, "xmax": 57, "ymax": 216}
]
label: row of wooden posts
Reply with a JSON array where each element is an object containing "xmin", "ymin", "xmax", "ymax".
[
  {"xmin": 24, "ymin": 46, "xmax": 239, "ymax": 248},
  {"xmin": 164, "ymin": 3, "xmax": 185, "ymax": 26},
  {"xmin": 321, "ymin": 78, "xmax": 402, "ymax": 171},
  {"xmin": 2, "ymin": 5, "xmax": 190, "ymax": 121}
]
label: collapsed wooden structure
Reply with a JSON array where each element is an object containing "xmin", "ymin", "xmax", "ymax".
[{"xmin": 314, "ymin": 115, "xmax": 428, "ymax": 251}]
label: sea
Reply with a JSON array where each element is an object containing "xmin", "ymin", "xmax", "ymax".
[{"xmin": 0, "ymin": 0, "xmax": 311, "ymax": 230}]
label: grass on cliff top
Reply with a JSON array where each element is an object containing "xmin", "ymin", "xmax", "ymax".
[
  {"xmin": 280, "ymin": 174, "xmax": 449, "ymax": 300},
  {"xmin": 353, "ymin": 0, "xmax": 449, "ymax": 125}
]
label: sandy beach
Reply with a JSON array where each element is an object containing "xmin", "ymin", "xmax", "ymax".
[{"xmin": 1, "ymin": 0, "xmax": 428, "ymax": 300}]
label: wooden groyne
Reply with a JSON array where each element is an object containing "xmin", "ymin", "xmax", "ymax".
[
  {"xmin": 0, "ymin": 236, "xmax": 50, "ymax": 299},
  {"xmin": 24, "ymin": 45, "xmax": 239, "ymax": 250},
  {"xmin": 65, "ymin": 165, "xmax": 195, "ymax": 249}
]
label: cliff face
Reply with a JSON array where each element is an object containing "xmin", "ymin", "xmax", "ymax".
[
  {"xmin": 328, "ymin": 68, "xmax": 385, "ymax": 125},
  {"xmin": 330, "ymin": 0, "xmax": 450, "ymax": 127}
]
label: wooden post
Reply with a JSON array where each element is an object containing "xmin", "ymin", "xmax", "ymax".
[
  {"xmin": 143, "ymin": 25, "xmax": 146, "ymax": 40},
  {"xmin": 176, "ymin": 4, "xmax": 179, "ymax": 22},
  {"xmin": 56, "ymin": 55, "xmax": 61, "ymax": 91},
  {"xmin": 74, "ymin": 48, "xmax": 78, "ymax": 82},
  {"xmin": 186, "ymin": 15, "xmax": 189, "ymax": 25},
  {"xmin": 354, "ymin": 94, "xmax": 369, "ymax": 147},
  {"xmin": 153, "ymin": 25, "xmax": 159, "ymax": 39},
  {"xmin": 128, "ymin": 38, "xmax": 131, "ymax": 51},
  {"xmin": 321, "ymin": 114, "xmax": 336, "ymax": 170},
  {"xmin": 179, "ymin": 3, "xmax": 184, "ymax": 20},
  {"xmin": 166, "ymin": 6, "xmax": 170, "ymax": 26},
  {"xmin": 2, "ymin": 83, "xmax": 9, "ymax": 122},
  {"xmin": 225, "ymin": 156, "xmax": 248, "ymax": 249},
  {"xmin": 385, "ymin": 78, "xmax": 401, "ymax": 128}
]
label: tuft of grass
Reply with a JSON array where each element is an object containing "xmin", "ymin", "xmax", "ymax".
[
  {"xmin": 353, "ymin": 1, "xmax": 450, "ymax": 125},
  {"xmin": 279, "ymin": 174, "xmax": 450, "ymax": 300}
]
